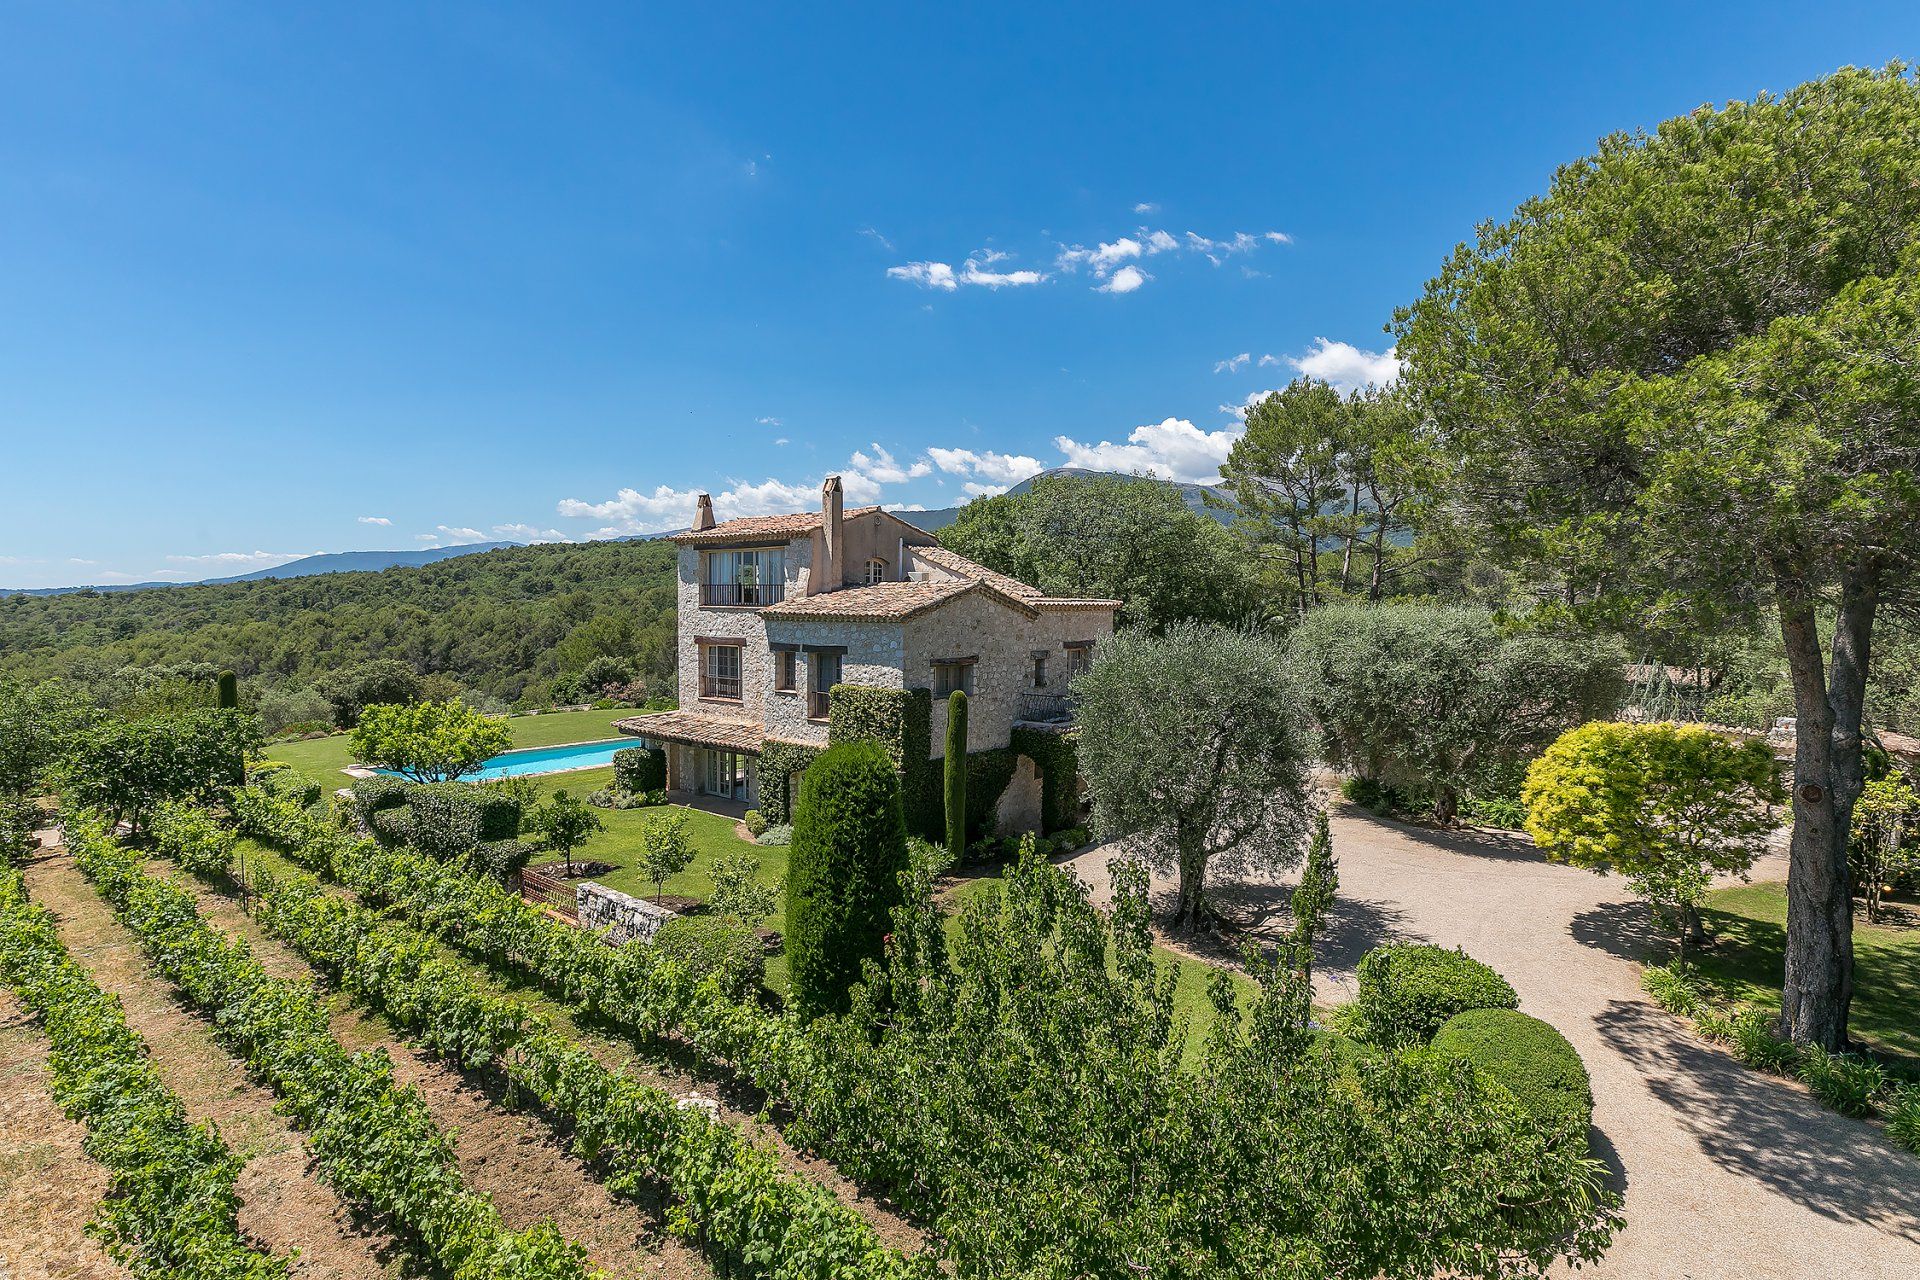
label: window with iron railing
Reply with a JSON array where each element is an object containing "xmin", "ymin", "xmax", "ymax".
[
  {"xmin": 701, "ymin": 644, "xmax": 743, "ymax": 700},
  {"xmin": 701, "ymin": 548, "xmax": 786, "ymax": 606}
]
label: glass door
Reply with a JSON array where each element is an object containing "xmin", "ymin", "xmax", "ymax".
[{"xmin": 702, "ymin": 749, "xmax": 734, "ymax": 798}]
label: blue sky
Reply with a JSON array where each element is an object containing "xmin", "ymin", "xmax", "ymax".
[{"xmin": 3, "ymin": 2, "xmax": 1917, "ymax": 588}]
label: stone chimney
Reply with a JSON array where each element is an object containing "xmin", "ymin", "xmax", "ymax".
[
  {"xmin": 693, "ymin": 492, "xmax": 715, "ymax": 531},
  {"xmin": 820, "ymin": 475, "xmax": 844, "ymax": 591}
]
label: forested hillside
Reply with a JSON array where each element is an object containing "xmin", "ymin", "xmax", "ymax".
[{"xmin": 0, "ymin": 539, "xmax": 678, "ymax": 721}]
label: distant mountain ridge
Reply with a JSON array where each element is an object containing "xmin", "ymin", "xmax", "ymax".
[
  {"xmin": 4, "ymin": 542, "xmax": 518, "ymax": 597},
  {"xmin": 895, "ymin": 466, "xmax": 1233, "ymax": 533}
]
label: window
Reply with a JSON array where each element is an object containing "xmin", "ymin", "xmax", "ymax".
[
  {"xmin": 809, "ymin": 651, "xmax": 842, "ymax": 721},
  {"xmin": 1063, "ymin": 641, "xmax": 1094, "ymax": 681},
  {"xmin": 774, "ymin": 650, "xmax": 798, "ymax": 692},
  {"xmin": 701, "ymin": 548, "xmax": 786, "ymax": 606},
  {"xmin": 1030, "ymin": 652, "xmax": 1048, "ymax": 689},
  {"xmin": 700, "ymin": 643, "xmax": 743, "ymax": 700},
  {"xmin": 864, "ymin": 557, "xmax": 887, "ymax": 585},
  {"xmin": 932, "ymin": 659, "xmax": 975, "ymax": 697}
]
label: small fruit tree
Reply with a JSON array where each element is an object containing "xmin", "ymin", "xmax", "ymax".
[
  {"xmin": 348, "ymin": 700, "xmax": 512, "ymax": 782},
  {"xmin": 1524, "ymin": 721, "xmax": 1782, "ymax": 964},
  {"xmin": 530, "ymin": 787, "xmax": 602, "ymax": 877},
  {"xmin": 632, "ymin": 808, "xmax": 694, "ymax": 900}
]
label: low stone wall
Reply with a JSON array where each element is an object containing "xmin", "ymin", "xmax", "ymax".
[{"xmin": 576, "ymin": 880, "xmax": 678, "ymax": 944}]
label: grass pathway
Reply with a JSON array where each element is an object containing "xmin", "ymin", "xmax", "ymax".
[
  {"xmin": 0, "ymin": 982, "xmax": 122, "ymax": 1280},
  {"xmin": 22, "ymin": 851, "xmax": 394, "ymax": 1280}
]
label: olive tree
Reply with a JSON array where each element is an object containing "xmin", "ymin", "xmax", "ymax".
[
  {"xmin": 1396, "ymin": 66, "xmax": 1920, "ymax": 1047},
  {"xmin": 1289, "ymin": 603, "xmax": 1627, "ymax": 824},
  {"xmin": 1524, "ymin": 721, "xmax": 1783, "ymax": 964},
  {"xmin": 59, "ymin": 709, "xmax": 257, "ymax": 835},
  {"xmin": 1073, "ymin": 622, "xmax": 1314, "ymax": 926}
]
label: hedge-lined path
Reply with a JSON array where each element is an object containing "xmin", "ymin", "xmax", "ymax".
[
  {"xmin": 19, "ymin": 851, "xmax": 394, "ymax": 1280},
  {"xmin": 0, "ymin": 985, "xmax": 122, "ymax": 1280},
  {"xmin": 218, "ymin": 839, "xmax": 927, "ymax": 1256},
  {"xmin": 153, "ymin": 860, "xmax": 713, "ymax": 1280},
  {"xmin": 1063, "ymin": 800, "xmax": 1920, "ymax": 1280}
]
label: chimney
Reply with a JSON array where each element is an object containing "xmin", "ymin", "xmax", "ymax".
[
  {"xmin": 820, "ymin": 475, "xmax": 844, "ymax": 591},
  {"xmin": 693, "ymin": 492, "xmax": 715, "ymax": 531}
]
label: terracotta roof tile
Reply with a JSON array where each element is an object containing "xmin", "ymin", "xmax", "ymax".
[
  {"xmin": 911, "ymin": 545, "xmax": 1045, "ymax": 599},
  {"xmin": 614, "ymin": 711, "xmax": 764, "ymax": 753},
  {"xmin": 670, "ymin": 505, "xmax": 883, "ymax": 545},
  {"xmin": 760, "ymin": 577, "xmax": 977, "ymax": 621}
]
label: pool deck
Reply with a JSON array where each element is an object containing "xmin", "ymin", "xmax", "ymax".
[{"xmin": 339, "ymin": 736, "xmax": 634, "ymax": 781}]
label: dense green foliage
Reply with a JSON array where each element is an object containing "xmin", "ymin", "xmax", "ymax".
[
  {"xmin": 0, "ymin": 855, "xmax": 285, "ymax": 1278},
  {"xmin": 1290, "ymin": 603, "xmax": 1626, "ymax": 824},
  {"xmin": 64, "ymin": 812, "xmax": 596, "ymax": 1279},
  {"xmin": 0, "ymin": 679, "xmax": 95, "ymax": 796},
  {"xmin": 941, "ymin": 471, "xmax": 1254, "ymax": 626},
  {"xmin": 230, "ymin": 784, "xmax": 1621, "ymax": 1279},
  {"xmin": 0, "ymin": 539, "xmax": 678, "ymax": 720},
  {"xmin": 630, "ymin": 807, "xmax": 694, "ymax": 899},
  {"xmin": 1395, "ymin": 63, "xmax": 1920, "ymax": 1048},
  {"xmin": 1430, "ymin": 1010, "xmax": 1594, "ymax": 1142},
  {"xmin": 612, "ymin": 745, "xmax": 666, "ymax": 793},
  {"xmin": 57, "ymin": 708, "xmax": 256, "ymax": 833},
  {"xmin": 528, "ymin": 788, "xmax": 601, "ymax": 876},
  {"xmin": 826, "ymin": 683, "xmax": 937, "ymax": 834},
  {"xmin": 348, "ymin": 699, "xmax": 513, "ymax": 782},
  {"xmin": 1524, "ymin": 721, "xmax": 1783, "ymax": 958},
  {"xmin": 1852, "ymin": 772, "xmax": 1920, "ymax": 922},
  {"xmin": 756, "ymin": 740, "xmax": 825, "ymax": 827},
  {"xmin": 1348, "ymin": 944, "xmax": 1521, "ymax": 1049},
  {"xmin": 1007, "ymin": 725, "xmax": 1082, "ymax": 834},
  {"xmin": 653, "ymin": 913, "xmax": 767, "ymax": 1000},
  {"xmin": 1074, "ymin": 622, "xmax": 1314, "ymax": 924},
  {"xmin": 786, "ymin": 740, "xmax": 911, "ymax": 1021},
  {"xmin": 944, "ymin": 690, "xmax": 968, "ymax": 861}
]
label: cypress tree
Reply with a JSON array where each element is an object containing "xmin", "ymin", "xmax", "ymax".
[
  {"xmin": 215, "ymin": 670, "xmax": 239, "ymax": 710},
  {"xmin": 944, "ymin": 690, "xmax": 968, "ymax": 861},
  {"xmin": 785, "ymin": 738, "xmax": 910, "ymax": 1021}
]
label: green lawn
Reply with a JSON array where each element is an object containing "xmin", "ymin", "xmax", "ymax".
[
  {"xmin": 264, "ymin": 708, "xmax": 633, "ymax": 787},
  {"xmin": 1690, "ymin": 881, "xmax": 1920, "ymax": 1063}
]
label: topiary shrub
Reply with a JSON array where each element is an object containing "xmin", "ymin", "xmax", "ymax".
[
  {"xmin": 945, "ymin": 690, "xmax": 968, "ymax": 861},
  {"xmin": 785, "ymin": 738, "xmax": 910, "ymax": 1021},
  {"xmin": 366, "ymin": 806, "xmax": 411, "ymax": 848},
  {"xmin": 1430, "ymin": 1008, "xmax": 1594, "ymax": 1142},
  {"xmin": 756, "ymin": 740, "xmax": 824, "ymax": 826},
  {"xmin": 404, "ymin": 783, "xmax": 484, "ymax": 862},
  {"xmin": 351, "ymin": 774, "xmax": 414, "ymax": 813},
  {"xmin": 652, "ymin": 914, "xmax": 767, "ymax": 1000},
  {"xmin": 471, "ymin": 838, "xmax": 538, "ymax": 887},
  {"xmin": 1350, "ymin": 943, "xmax": 1519, "ymax": 1047},
  {"xmin": 827, "ymin": 684, "xmax": 937, "ymax": 836},
  {"xmin": 613, "ymin": 746, "xmax": 666, "ymax": 794},
  {"xmin": 743, "ymin": 808, "xmax": 768, "ymax": 838}
]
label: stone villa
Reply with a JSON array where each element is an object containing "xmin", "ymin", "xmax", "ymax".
[{"xmin": 615, "ymin": 477, "xmax": 1117, "ymax": 833}]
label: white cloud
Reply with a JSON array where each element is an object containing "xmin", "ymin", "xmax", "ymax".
[
  {"xmin": 493, "ymin": 523, "xmax": 569, "ymax": 543},
  {"xmin": 1287, "ymin": 338, "xmax": 1403, "ymax": 391},
  {"xmin": 1144, "ymin": 229, "xmax": 1179, "ymax": 254},
  {"xmin": 68, "ymin": 557, "xmax": 97, "ymax": 566},
  {"xmin": 357, "ymin": 515, "xmax": 391, "ymax": 526},
  {"xmin": 1096, "ymin": 265, "xmax": 1147, "ymax": 294},
  {"xmin": 1257, "ymin": 354, "xmax": 1282, "ymax": 367},
  {"xmin": 858, "ymin": 225, "xmax": 895, "ymax": 252},
  {"xmin": 162, "ymin": 550, "xmax": 314, "ymax": 570},
  {"xmin": 1213, "ymin": 352, "xmax": 1251, "ymax": 374},
  {"xmin": 928, "ymin": 446, "xmax": 1043, "ymax": 485},
  {"xmin": 887, "ymin": 253, "xmax": 1047, "ymax": 291},
  {"xmin": 774, "ymin": 437, "xmax": 790, "ymax": 446},
  {"xmin": 963, "ymin": 481, "xmax": 1009, "ymax": 498},
  {"xmin": 1053, "ymin": 417, "xmax": 1241, "ymax": 484},
  {"xmin": 1133, "ymin": 202, "xmax": 1158, "ymax": 214},
  {"xmin": 1218, "ymin": 388, "xmax": 1281, "ymax": 421},
  {"xmin": 849, "ymin": 443, "xmax": 932, "ymax": 485},
  {"xmin": 429, "ymin": 526, "xmax": 488, "ymax": 544},
  {"xmin": 756, "ymin": 416, "xmax": 782, "ymax": 427}
]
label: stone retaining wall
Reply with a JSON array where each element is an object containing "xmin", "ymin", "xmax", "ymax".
[{"xmin": 576, "ymin": 880, "xmax": 678, "ymax": 944}]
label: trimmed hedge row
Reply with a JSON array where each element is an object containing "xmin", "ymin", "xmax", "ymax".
[
  {"xmin": 1349, "ymin": 943, "xmax": 1520, "ymax": 1048},
  {"xmin": 209, "ymin": 790, "xmax": 927, "ymax": 1280},
  {"xmin": 63, "ymin": 813, "xmax": 595, "ymax": 1280},
  {"xmin": 827, "ymin": 685, "xmax": 939, "ymax": 836},
  {"xmin": 1008, "ymin": 726, "xmax": 1082, "ymax": 833},
  {"xmin": 0, "ymin": 852, "xmax": 285, "ymax": 1280},
  {"xmin": 755, "ymin": 740, "xmax": 825, "ymax": 827},
  {"xmin": 613, "ymin": 746, "xmax": 666, "ymax": 794},
  {"xmin": 1431, "ymin": 1009, "xmax": 1594, "ymax": 1141}
]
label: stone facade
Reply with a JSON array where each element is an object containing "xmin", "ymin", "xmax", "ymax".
[{"xmin": 576, "ymin": 880, "xmax": 678, "ymax": 943}]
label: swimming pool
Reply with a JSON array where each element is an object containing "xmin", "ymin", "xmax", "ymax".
[{"xmin": 377, "ymin": 737, "xmax": 634, "ymax": 781}]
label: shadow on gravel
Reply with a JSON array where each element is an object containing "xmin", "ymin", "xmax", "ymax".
[
  {"xmin": 1585, "ymin": 1123, "xmax": 1630, "ymax": 1200},
  {"xmin": 1594, "ymin": 998, "xmax": 1920, "ymax": 1240},
  {"xmin": 1331, "ymin": 804, "xmax": 1547, "ymax": 865},
  {"xmin": 1569, "ymin": 900, "xmax": 1665, "ymax": 964}
]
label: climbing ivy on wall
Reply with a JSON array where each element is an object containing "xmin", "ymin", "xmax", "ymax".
[
  {"xmin": 1010, "ymin": 726, "xmax": 1083, "ymax": 834},
  {"xmin": 828, "ymin": 685, "xmax": 940, "ymax": 837},
  {"xmin": 755, "ymin": 740, "xmax": 825, "ymax": 826}
]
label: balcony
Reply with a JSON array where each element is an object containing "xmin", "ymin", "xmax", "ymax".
[
  {"xmin": 701, "ymin": 581, "xmax": 786, "ymax": 607},
  {"xmin": 1017, "ymin": 691, "xmax": 1076, "ymax": 724}
]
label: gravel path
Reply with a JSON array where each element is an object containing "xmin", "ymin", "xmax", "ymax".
[{"xmin": 1061, "ymin": 801, "xmax": 1920, "ymax": 1279}]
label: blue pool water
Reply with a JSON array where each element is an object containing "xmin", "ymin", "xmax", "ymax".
[{"xmin": 378, "ymin": 738, "xmax": 632, "ymax": 781}]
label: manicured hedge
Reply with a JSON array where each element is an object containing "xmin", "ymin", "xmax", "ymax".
[
  {"xmin": 613, "ymin": 746, "xmax": 666, "ymax": 794},
  {"xmin": 828, "ymin": 684, "xmax": 938, "ymax": 836},
  {"xmin": 473, "ymin": 838, "xmax": 538, "ymax": 886},
  {"xmin": 652, "ymin": 914, "xmax": 766, "ymax": 1000},
  {"xmin": 350, "ymin": 774, "xmax": 414, "ymax": 813},
  {"xmin": 756, "ymin": 740, "xmax": 824, "ymax": 826},
  {"xmin": 1431, "ymin": 1009, "xmax": 1594, "ymax": 1141},
  {"xmin": 0, "ymin": 850, "xmax": 285, "ymax": 1279},
  {"xmin": 1008, "ymin": 726, "xmax": 1082, "ymax": 834},
  {"xmin": 1351, "ymin": 943, "xmax": 1519, "ymax": 1047},
  {"xmin": 786, "ymin": 740, "xmax": 910, "ymax": 1021}
]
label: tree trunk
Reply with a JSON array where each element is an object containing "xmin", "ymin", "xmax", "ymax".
[
  {"xmin": 1339, "ymin": 489, "xmax": 1359, "ymax": 595},
  {"xmin": 1368, "ymin": 519, "xmax": 1389, "ymax": 602},
  {"xmin": 1173, "ymin": 838, "xmax": 1210, "ymax": 928},
  {"xmin": 1776, "ymin": 569, "xmax": 1876, "ymax": 1050},
  {"xmin": 1432, "ymin": 785, "xmax": 1458, "ymax": 827}
]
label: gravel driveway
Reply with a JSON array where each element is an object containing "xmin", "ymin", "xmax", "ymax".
[{"xmin": 1060, "ymin": 802, "xmax": 1920, "ymax": 1279}]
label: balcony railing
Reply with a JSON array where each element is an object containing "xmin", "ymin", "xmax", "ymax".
[
  {"xmin": 701, "ymin": 581, "xmax": 786, "ymax": 607},
  {"xmin": 1017, "ymin": 691, "xmax": 1076, "ymax": 724},
  {"xmin": 701, "ymin": 673, "xmax": 742, "ymax": 700}
]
